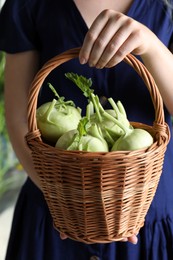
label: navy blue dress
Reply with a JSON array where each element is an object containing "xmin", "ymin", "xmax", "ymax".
[{"xmin": 1, "ymin": 0, "xmax": 173, "ymax": 259}]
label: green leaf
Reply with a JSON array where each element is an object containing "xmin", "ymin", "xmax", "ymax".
[
  {"xmin": 65, "ymin": 72, "xmax": 94, "ymax": 99},
  {"xmin": 77, "ymin": 117, "xmax": 91, "ymax": 138}
]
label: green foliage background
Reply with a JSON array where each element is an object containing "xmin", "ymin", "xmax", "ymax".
[{"xmin": 0, "ymin": 52, "xmax": 6, "ymax": 136}]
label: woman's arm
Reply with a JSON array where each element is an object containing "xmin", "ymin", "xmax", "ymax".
[
  {"xmin": 141, "ymin": 38, "xmax": 173, "ymax": 115},
  {"xmin": 4, "ymin": 50, "xmax": 41, "ymax": 188},
  {"xmin": 79, "ymin": 10, "xmax": 173, "ymax": 115}
]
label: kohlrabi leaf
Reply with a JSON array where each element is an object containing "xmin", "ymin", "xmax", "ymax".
[{"xmin": 65, "ymin": 72, "xmax": 94, "ymax": 100}]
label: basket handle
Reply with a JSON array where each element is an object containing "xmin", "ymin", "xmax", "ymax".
[{"xmin": 27, "ymin": 47, "xmax": 165, "ymax": 134}]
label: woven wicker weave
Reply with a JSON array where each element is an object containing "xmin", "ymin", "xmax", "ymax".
[{"xmin": 26, "ymin": 47, "xmax": 170, "ymax": 243}]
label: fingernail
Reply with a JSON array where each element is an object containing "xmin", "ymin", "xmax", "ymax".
[
  {"xmin": 89, "ymin": 63, "xmax": 94, "ymax": 67},
  {"xmin": 80, "ymin": 57, "xmax": 87, "ymax": 65},
  {"xmin": 96, "ymin": 64, "xmax": 102, "ymax": 69},
  {"xmin": 132, "ymin": 237, "xmax": 138, "ymax": 245}
]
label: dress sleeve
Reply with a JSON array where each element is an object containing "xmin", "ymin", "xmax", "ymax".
[{"xmin": 0, "ymin": 0, "xmax": 39, "ymax": 53}]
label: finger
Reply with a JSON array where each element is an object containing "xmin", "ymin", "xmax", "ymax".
[
  {"xmin": 95, "ymin": 20, "xmax": 134, "ymax": 68},
  {"xmin": 60, "ymin": 232, "xmax": 68, "ymax": 240},
  {"xmin": 127, "ymin": 234, "xmax": 138, "ymax": 244},
  {"xmin": 79, "ymin": 10, "xmax": 111, "ymax": 64},
  {"xmin": 87, "ymin": 14, "xmax": 127, "ymax": 66},
  {"xmin": 84, "ymin": 12, "xmax": 130, "ymax": 67},
  {"xmin": 79, "ymin": 10, "xmax": 124, "ymax": 64},
  {"xmin": 105, "ymin": 32, "xmax": 142, "ymax": 67}
]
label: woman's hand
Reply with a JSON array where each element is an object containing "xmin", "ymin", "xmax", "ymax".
[
  {"xmin": 79, "ymin": 9, "xmax": 173, "ymax": 115},
  {"xmin": 79, "ymin": 9, "xmax": 156, "ymax": 68},
  {"xmin": 60, "ymin": 232, "xmax": 138, "ymax": 244}
]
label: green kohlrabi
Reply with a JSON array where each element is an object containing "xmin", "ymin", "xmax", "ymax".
[
  {"xmin": 111, "ymin": 127, "xmax": 154, "ymax": 151},
  {"xmin": 36, "ymin": 83, "xmax": 82, "ymax": 143},
  {"xmin": 55, "ymin": 117, "xmax": 109, "ymax": 152},
  {"xmin": 91, "ymin": 93, "xmax": 154, "ymax": 151}
]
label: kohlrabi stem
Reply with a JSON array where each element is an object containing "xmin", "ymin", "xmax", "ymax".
[
  {"xmin": 89, "ymin": 124, "xmax": 103, "ymax": 141},
  {"xmin": 86, "ymin": 103, "xmax": 91, "ymax": 120},
  {"xmin": 89, "ymin": 101, "xmax": 94, "ymax": 115},
  {"xmin": 43, "ymin": 99, "xmax": 57, "ymax": 121},
  {"xmin": 97, "ymin": 100, "xmax": 130, "ymax": 135},
  {"xmin": 108, "ymin": 98, "xmax": 128, "ymax": 120},
  {"xmin": 107, "ymin": 98, "xmax": 119, "ymax": 119},
  {"xmin": 90, "ymin": 93, "xmax": 102, "ymax": 123},
  {"xmin": 86, "ymin": 101, "xmax": 94, "ymax": 120},
  {"xmin": 117, "ymin": 100, "xmax": 127, "ymax": 118},
  {"xmin": 104, "ymin": 129, "xmax": 115, "ymax": 146},
  {"xmin": 48, "ymin": 83, "xmax": 60, "ymax": 99}
]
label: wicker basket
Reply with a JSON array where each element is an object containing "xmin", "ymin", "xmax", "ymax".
[{"xmin": 26, "ymin": 47, "xmax": 170, "ymax": 244}]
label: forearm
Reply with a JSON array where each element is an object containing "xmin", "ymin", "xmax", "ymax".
[
  {"xmin": 141, "ymin": 36, "xmax": 173, "ymax": 115},
  {"xmin": 5, "ymin": 118, "xmax": 41, "ymax": 189},
  {"xmin": 4, "ymin": 51, "xmax": 41, "ymax": 189}
]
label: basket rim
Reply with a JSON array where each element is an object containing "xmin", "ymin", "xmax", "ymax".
[{"xmin": 26, "ymin": 121, "xmax": 170, "ymax": 157}]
